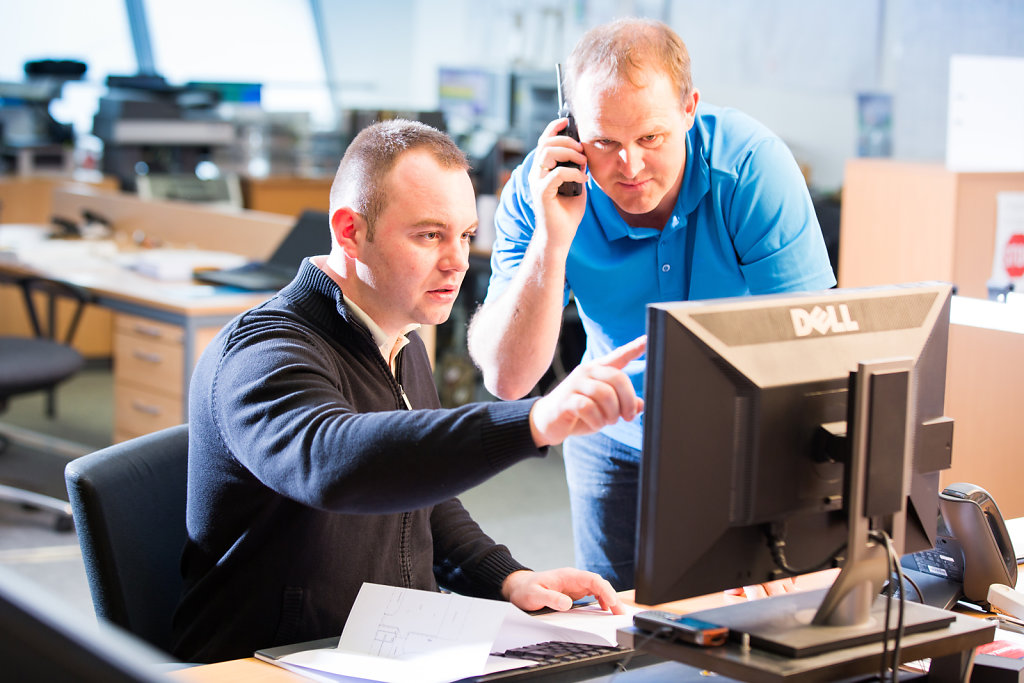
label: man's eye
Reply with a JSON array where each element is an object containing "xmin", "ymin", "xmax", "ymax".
[
  {"xmin": 462, "ymin": 231, "xmax": 476, "ymax": 241},
  {"xmin": 641, "ymin": 135, "xmax": 662, "ymax": 146}
]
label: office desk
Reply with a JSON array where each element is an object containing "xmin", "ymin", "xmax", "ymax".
[
  {"xmin": 164, "ymin": 580, "xmax": 841, "ymax": 683},
  {"xmin": 165, "ymin": 593, "xmax": 695, "ymax": 683},
  {"xmin": 164, "ymin": 568, "xmax": 1007, "ymax": 683},
  {"xmin": 0, "ymin": 174, "xmax": 121, "ymax": 354},
  {"xmin": 0, "ymin": 181, "xmax": 300, "ymax": 442},
  {"xmin": 0, "ymin": 235, "xmax": 275, "ymax": 442},
  {"xmin": 168, "ymin": 658, "xmax": 714, "ymax": 682},
  {"xmin": 0, "ymin": 219, "xmax": 439, "ymax": 442}
]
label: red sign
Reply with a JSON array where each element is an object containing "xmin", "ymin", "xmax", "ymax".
[{"xmin": 1005, "ymin": 233, "xmax": 1024, "ymax": 279}]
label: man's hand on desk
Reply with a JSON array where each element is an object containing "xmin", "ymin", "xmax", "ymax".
[{"xmin": 501, "ymin": 568, "xmax": 625, "ymax": 615}]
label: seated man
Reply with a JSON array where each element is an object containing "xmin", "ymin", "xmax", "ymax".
[{"xmin": 172, "ymin": 119, "xmax": 645, "ymax": 663}]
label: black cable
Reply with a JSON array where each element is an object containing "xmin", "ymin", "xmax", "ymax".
[
  {"xmin": 766, "ymin": 525, "xmax": 846, "ymax": 575},
  {"xmin": 886, "ymin": 534, "xmax": 907, "ymax": 681},
  {"xmin": 868, "ymin": 530, "xmax": 892, "ymax": 681},
  {"xmin": 879, "ymin": 538, "xmax": 893, "ymax": 681},
  {"xmin": 900, "ymin": 571, "xmax": 925, "ymax": 604},
  {"xmin": 882, "ymin": 570, "xmax": 925, "ymax": 605},
  {"xmin": 870, "ymin": 530, "xmax": 907, "ymax": 682}
]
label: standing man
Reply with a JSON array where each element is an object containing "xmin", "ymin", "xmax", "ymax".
[
  {"xmin": 173, "ymin": 119, "xmax": 644, "ymax": 663},
  {"xmin": 468, "ymin": 18, "xmax": 835, "ymax": 590}
]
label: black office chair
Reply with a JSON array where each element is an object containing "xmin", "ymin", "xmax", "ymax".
[
  {"xmin": 64, "ymin": 424, "xmax": 189, "ymax": 657},
  {"xmin": 0, "ymin": 277, "xmax": 90, "ymax": 528},
  {"xmin": 0, "ymin": 276, "xmax": 90, "ymax": 416}
]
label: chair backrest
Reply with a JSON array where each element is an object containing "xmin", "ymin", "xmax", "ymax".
[
  {"xmin": 18, "ymin": 276, "xmax": 92, "ymax": 345},
  {"xmin": 65, "ymin": 424, "xmax": 189, "ymax": 656}
]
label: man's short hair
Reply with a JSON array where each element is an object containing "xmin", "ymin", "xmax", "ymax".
[
  {"xmin": 564, "ymin": 18, "xmax": 693, "ymax": 108},
  {"xmin": 329, "ymin": 119, "xmax": 469, "ymax": 239}
]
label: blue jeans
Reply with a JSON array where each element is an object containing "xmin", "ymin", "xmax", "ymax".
[{"xmin": 562, "ymin": 431, "xmax": 641, "ymax": 591}]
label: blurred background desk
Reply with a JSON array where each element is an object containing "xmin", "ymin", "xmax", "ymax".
[{"xmin": 0, "ymin": 186, "xmax": 294, "ymax": 442}]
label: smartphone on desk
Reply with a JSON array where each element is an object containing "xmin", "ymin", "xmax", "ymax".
[
  {"xmin": 633, "ymin": 611, "xmax": 728, "ymax": 647},
  {"xmin": 554, "ymin": 63, "xmax": 582, "ymax": 197}
]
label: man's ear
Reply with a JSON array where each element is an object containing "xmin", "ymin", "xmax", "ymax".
[
  {"xmin": 330, "ymin": 208, "xmax": 365, "ymax": 259},
  {"xmin": 682, "ymin": 88, "xmax": 700, "ymax": 128}
]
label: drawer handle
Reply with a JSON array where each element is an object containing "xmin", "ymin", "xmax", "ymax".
[
  {"xmin": 132, "ymin": 350, "xmax": 163, "ymax": 364},
  {"xmin": 131, "ymin": 400, "xmax": 162, "ymax": 416},
  {"xmin": 132, "ymin": 324, "xmax": 165, "ymax": 338}
]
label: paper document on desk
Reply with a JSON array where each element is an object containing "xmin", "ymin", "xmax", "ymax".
[
  {"xmin": 271, "ymin": 582, "xmax": 633, "ymax": 683},
  {"xmin": 122, "ymin": 248, "xmax": 248, "ymax": 281}
]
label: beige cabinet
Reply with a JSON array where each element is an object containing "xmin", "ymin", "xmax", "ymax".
[
  {"xmin": 111, "ymin": 312, "xmax": 226, "ymax": 443},
  {"xmin": 113, "ymin": 314, "xmax": 188, "ymax": 442},
  {"xmin": 841, "ymin": 161, "xmax": 1024, "ymax": 514},
  {"xmin": 240, "ymin": 176, "xmax": 331, "ymax": 216},
  {"xmin": 839, "ymin": 159, "xmax": 1024, "ymax": 299},
  {"xmin": 942, "ymin": 316, "xmax": 1024, "ymax": 518}
]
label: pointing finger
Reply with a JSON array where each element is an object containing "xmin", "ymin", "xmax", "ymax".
[{"xmin": 596, "ymin": 336, "xmax": 646, "ymax": 370}]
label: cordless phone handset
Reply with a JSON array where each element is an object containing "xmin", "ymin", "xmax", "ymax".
[{"xmin": 555, "ymin": 64, "xmax": 583, "ymax": 197}]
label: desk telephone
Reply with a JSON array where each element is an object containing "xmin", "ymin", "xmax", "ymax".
[{"xmin": 900, "ymin": 482, "xmax": 1017, "ymax": 609}]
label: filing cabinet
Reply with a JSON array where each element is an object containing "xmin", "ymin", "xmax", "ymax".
[{"xmin": 112, "ymin": 313, "xmax": 187, "ymax": 442}]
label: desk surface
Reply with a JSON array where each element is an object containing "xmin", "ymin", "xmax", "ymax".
[
  {"xmin": 167, "ymin": 576, "xmax": 842, "ymax": 683},
  {"xmin": 0, "ymin": 227, "xmax": 273, "ymax": 319}
]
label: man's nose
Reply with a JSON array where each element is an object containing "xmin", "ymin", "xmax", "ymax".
[
  {"xmin": 618, "ymin": 146, "xmax": 644, "ymax": 178},
  {"xmin": 440, "ymin": 240, "xmax": 470, "ymax": 271}
]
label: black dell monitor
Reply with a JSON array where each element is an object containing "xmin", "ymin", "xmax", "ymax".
[{"xmin": 635, "ymin": 282, "xmax": 955, "ymax": 657}]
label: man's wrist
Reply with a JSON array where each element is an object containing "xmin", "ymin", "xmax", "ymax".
[{"xmin": 501, "ymin": 569, "xmax": 532, "ymax": 601}]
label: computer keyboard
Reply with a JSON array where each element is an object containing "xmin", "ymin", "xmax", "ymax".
[
  {"xmin": 474, "ymin": 640, "xmax": 644, "ymax": 681},
  {"xmin": 499, "ymin": 640, "xmax": 623, "ymax": 663}
]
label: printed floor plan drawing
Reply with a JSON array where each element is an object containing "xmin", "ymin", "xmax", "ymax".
[{"xmin": 370, "ymin": 587, "xmax": 475, "ymax": 657}]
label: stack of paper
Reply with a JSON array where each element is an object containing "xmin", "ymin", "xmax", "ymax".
[{"xmin": 256, "ymin": 583, "xmax": 637, "ymax": 683}]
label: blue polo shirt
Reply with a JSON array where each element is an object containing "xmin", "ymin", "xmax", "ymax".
[{"xmin": 486, "ymin": 102, "xmax": 836, "ymax": 450}]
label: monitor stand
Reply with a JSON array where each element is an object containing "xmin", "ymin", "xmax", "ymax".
[
  {"xmin": 618, "ymin": 602, "xmax": 994, "ymax": 683},
  {"xmin": 677, "ymin": 588, "xmax": 952, "ymax": 658}
]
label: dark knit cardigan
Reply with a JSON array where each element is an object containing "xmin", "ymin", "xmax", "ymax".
[{"xmin": 172, "ymin": 259, "xmax": 542, "ymax": 662}]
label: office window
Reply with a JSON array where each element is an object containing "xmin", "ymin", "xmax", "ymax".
[
  {"xmin": 0, "ymin": 0, "xmax": 136, "ymax": 135},
  {"xmin": 144, "ymin": 0, "xmax": 334, "ymax": 129}
]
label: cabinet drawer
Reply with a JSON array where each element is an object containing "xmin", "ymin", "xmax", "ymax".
[
  {"xmin": 115, "ymin": 313, "xmax": 184, "ymax": 345},
  {"xmin": 114, "ymin": 385, "xmax": 182, "ymax": 437},
  {"xmin": 114, "ymin": 331, "xmax": 184, "ymax": 395}
]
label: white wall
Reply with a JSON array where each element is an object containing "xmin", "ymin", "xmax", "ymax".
[
  {"xmin": 315, "ymin": 0, "xmax": 1024, "ymax": 191},
  {"xmin": 3, "ymin": 0, "xmax": 1023, "ymax": 191}
]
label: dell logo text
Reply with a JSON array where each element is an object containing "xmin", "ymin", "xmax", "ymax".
[{"xmin": 790, "ymin": 304, "xmax": 860, "ymax": 337}]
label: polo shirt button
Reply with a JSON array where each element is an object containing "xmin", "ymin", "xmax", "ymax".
[{"xmin": 662, "ymin": 264, "xmax": 671, "ymax": 272}]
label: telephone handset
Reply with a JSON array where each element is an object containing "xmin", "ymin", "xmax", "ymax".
[
  {"xmin": 554, "ymin": 64, "xmax": 582, "ymax": 197},
  {"xmin": 900, "ymin": 482, "xmax": 1017, "ymax": 609}
]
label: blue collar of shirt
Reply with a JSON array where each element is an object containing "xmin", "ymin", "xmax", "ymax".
[{"xmin": 589, "ymin": 124, "xmax": 711, "ymax": 241}]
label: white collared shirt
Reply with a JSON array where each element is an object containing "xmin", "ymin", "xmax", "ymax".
[{"xmin": 343, "ymin": 295, "xmax": 419, "ymax": 408}]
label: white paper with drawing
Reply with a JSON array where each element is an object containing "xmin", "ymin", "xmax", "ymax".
[{"xmin": 276, "ymin": 583, "xmax": 634, "ymax": 683}]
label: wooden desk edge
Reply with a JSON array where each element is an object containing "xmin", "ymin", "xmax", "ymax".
[{"xmin": 169, "ymin": 572, "xmax": 843, "ymax": 681}]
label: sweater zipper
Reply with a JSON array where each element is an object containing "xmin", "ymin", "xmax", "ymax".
[
  {"xmin": 392, "ymin": 351, "xmax": 412, "ymax": 587},
  {"xmin": 354, "ymin": 323, "xmax": 408, "ymax": 410},
  {"xmin": 399, "ymin": 511, "xmax": 413, "ymax": 587},
  {"xmin": 393, "ymin": 350, "xmax": 411, "ymax": 409}
]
